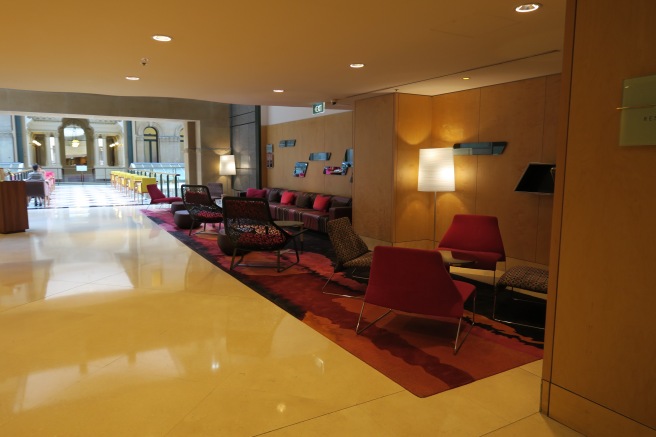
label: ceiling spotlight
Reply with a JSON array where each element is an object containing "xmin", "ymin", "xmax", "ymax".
[
  {"xmin": 273, "ymin": 89, "xmax": 285, "ymax": 93},
  {"xmin": 152, "ymin": 35, "xmax": 172, "ymax": 42},
  {"xmin": 349, "ymin": 63, "xmax": 365, "ymax": 69},
  {"xmin": 515, "ymin": 3, "xmax": 541, "ymax": 13},
  {"xmin": 126, "ymin": 76, "xmax": 140, "ymax": 81}
]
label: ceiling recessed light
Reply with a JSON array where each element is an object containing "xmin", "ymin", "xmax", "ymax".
[
  {"xmin": 515, "ymin": 3, "xmax": 541, "ymax": 13},
  {"xmin": 462, "ymin": 77, "xmax": 471, "ymax": 80},
  {"xmin": 349, "ymin": 63, "xmax": 365, "ymax": 69},
  {"xmin": 125, "ymin": 76, "xmax": 140, "ymax": 81},
  {"xmin": 152, "ymin": 35, "xmax": 172, "ymax": 42},
  {"xmin": 273, "ymin": 89, "xmax": 285, "ymax": 93}
]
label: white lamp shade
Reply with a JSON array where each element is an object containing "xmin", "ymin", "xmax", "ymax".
[
  {"xmin": 220, "ymin": 155, "xmax": 237, "ymax": 175},
  {"xmin": 418, "ymin": 148, "xmax": 455, "ymax": 192}
]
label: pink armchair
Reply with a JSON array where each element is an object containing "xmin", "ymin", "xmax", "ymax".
[
  {"xmin": 356, "ymin": 246, "xmax": 477, "ymax": 353},
  {"xmin": 146, "ymin": 184, "xmax": 182, "ymax": 208},
  {"xmin": 437, "ymin": 214, "xmax": 505, "ymax": 283}
]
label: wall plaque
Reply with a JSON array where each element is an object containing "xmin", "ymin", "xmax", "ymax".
[{"xmin": 619, "ymin": 74, "xmax": 656, "ymax": 146}]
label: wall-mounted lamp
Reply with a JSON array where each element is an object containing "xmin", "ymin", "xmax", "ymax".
[
  {"xmin": 32, "ymin": 140, "xmax": 42, "ymax": 146},
  {"xmin": 418, "ymin": 148, "xmax": 455, "ymax": 248},
  {"xmin": 453, "ymin": 142, "xmax": 507, "ymax": 155}
]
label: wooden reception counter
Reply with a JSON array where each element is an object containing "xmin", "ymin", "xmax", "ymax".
[{"xmin": 0, "ymin": 181, "xmax": 29, "ymax": 233}]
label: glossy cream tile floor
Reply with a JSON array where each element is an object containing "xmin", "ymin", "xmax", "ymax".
[{"xmin": 0, "ymin": 202, "xmax": 582, "ymax": 436}]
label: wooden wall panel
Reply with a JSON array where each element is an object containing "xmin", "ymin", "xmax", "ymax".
[
  {"xmin": 547, "ymin": 0, "xmax": 656, "ymax": 430},
  {"xmin": 536, "ymin": 75, "xmax": 561, "ymax": 265},
  {"xmin": 548, "ymin": 385, "xmax": 655, "ymax": 437},
  {"xmin": 395, "ymin": 94, "xmax": 433, "ymax": 245},
  {"xmin": 431, "ymin": 78, "xmax": 557, "ymax": 264},
  {"xmin": 432, "ymin": 90, "xmax": 480, "ymax": 239},
  {"xmin": 261, "ymin": 113, "xmax": 353, "ymax": 197},
  {"xmin": 322, "ymin": 112, "xmax": 353, "ymax": 197},
  {"xmin": 294, "ymin": 117, "xmax": 325, "ymax": 194},
  {"xmin": 353, "ymin": 95, "xmax": 395, "ymax": 242},
  {"xmin": 478, "ymin": 78, "xmax": 548, "ymax": 262}
]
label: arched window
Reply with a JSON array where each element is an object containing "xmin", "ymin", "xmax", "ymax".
[{"xmin": 144, "ymin": 127, "xmax": 159, "ymax": 162}]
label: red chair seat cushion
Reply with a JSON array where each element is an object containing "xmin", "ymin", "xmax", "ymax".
[
  {"xmin": 196, "ymin": 210, "xmax": 223, "ymax": 221},
  {"xmin": 438, "ymin": 248, "xmax": 504, "ymax": 271}
]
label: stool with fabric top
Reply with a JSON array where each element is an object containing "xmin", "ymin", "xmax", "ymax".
[{"xmin": 494, "ymin": 265, "xmax": 548, "ymax": 329}]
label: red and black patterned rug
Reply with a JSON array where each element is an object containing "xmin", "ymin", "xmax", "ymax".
[{"xmin": 142, "ymin": 209, "xmax": 544, "ymax": 397}]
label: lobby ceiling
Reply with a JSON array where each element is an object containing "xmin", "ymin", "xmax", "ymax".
[{"xmin": 0, "ymin": 1, "xmax": 566, "ymax": 109}]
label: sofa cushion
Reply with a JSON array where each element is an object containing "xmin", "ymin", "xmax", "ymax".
[
  {"xmin": 281, "ymin": 191, "xmax": 296, "ymax": 205},
  {"xmin": 267, "ymin": 189, "xmax": 281, "ymax": 203},
  {"xmin": 246, "ymin": 188, "xmax": 267, "ymax": 198},
  {"xmin": 313, "ymin": 194, "xmax": 331, "ymax": 211},
  {"xmin": 331, "ymin": 197, "xmax": 350, "ymax": 208},
  {"xmin": 295, "ymin": 192, "xmax": 313, "ymax": 208},
  {"xmin": 302, "ymin": 210, "xmax": 330, "ymax": 233}
]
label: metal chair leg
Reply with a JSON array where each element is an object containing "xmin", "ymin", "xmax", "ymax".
[
  {"xmin": 356, "ymin": 301, "xmax": 392, "ymax": 334},
  {"xmin": 454, "ymin": 294, "xmax": 476, "ymax": 354}
]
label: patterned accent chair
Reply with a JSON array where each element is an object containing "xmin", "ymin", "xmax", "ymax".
[
  {"xmin": 222, "ymin": 196, "xmax": 304, "ymax": 272},
  {"xmin": 356, "ymin": 246, "xmax": 477, "ymax": 354},
  {"xmin": 181, "ymin": 185, "xmax": 224, "ymax": 236},
  {"xmin": 322, "ymin": 217, "xmax": 373, "ymax": 296}
]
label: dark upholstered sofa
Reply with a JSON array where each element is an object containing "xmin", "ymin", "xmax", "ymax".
[{"xmin": 243, "ymin": 187, "xmax": 352, "ymax": 233}]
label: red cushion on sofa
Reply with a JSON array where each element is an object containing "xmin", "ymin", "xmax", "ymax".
[
  {"xmin": 246, "ymin": 188, "xmax": 267, "ymax": 198},
  {"xmin": 313, "ymin": 195, "xmax": 331, "ymax": 212},
  {"xmin": 280, "ymin": 191, "xmax": 296, "ymax": 205}
]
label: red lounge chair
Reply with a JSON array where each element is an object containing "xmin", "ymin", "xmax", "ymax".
[
  {"xmin": 146, "ymin": 184, "xmax": 182, "ymax": 208},
  {"xmin": 356, "ymin": 246, "xmax": 476, "ymax": 354}
]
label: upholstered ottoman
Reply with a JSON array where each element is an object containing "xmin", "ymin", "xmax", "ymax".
[
  {"xmin": 217, "ymin": 229, "xmax": 234, "ymax": 255},
  {"xmin": 496, "ymin": 266, "xmax": 549, "ymax": 294},
  {"xmin": 173, "ymin": 210, "xmax": 200, "ymax": 229},
  {"xmin": 494, "ymin": 266, "xmax": 548, "ymax": 328},
  {"xmin": 170, "ymin": 201, "xmax": 185, "ymax": 214}
]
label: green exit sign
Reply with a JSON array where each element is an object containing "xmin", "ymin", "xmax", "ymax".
[{"xmin": 312, "ymin": 102, "xmax": 325, "ymax": 114}]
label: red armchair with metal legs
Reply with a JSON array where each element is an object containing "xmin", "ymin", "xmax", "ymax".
[
  {"xmin": 356, "ymin": 246, "xmax": 476, "ymax": 354},
  {"xmin": 437, "ymin": 214, "xmax": 505, "ymax": 284},
  {"xmin": 146, "ymin": 184, "xmax": 182, "ymax": 208}
]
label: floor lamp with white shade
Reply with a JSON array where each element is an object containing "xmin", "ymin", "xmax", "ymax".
[
  {"xmin": 418, "ymin": 148, "xmax": 455, "ymax": 249},
  {"xmin": 219, "ymin": 154, "xmax": 237, "ymax": 193}
]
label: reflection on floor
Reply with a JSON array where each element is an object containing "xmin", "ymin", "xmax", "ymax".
[
  {"xmin": 0, "ymin": 206, "xmax": 581, "ymax": 436},
  {"xmin": 28, "ymin": 182, "xmax": 144, "ymax": 209}
]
